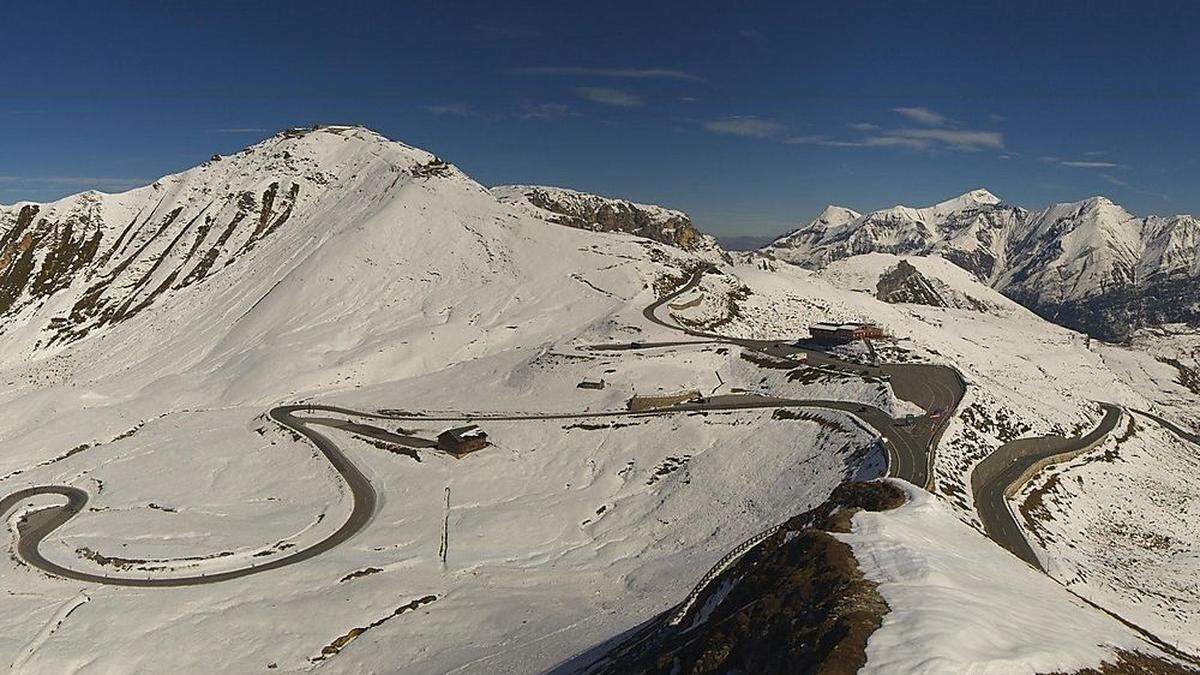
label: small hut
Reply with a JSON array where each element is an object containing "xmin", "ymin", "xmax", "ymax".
[{"xmin": 437, "ymin": 425, "xmax": 489, "ymax": 456}]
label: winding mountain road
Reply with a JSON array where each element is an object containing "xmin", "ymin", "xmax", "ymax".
[
  {"xmin": 1132, "ymin": 408, "xmax": 1200, "ymax": 445},
  {"xmin": 1, "ymin": 392, "xmax": 933, "ymax": 586},
  {"xmin": 971, "ymin": 403, "xmax": 1123, "ymax": 569},
  {"xmin": 639, "ymin": 265, "xmax": 965, "ymax": 488},
  {"xmin": 0, "ymin": 406, "xmax": 377, "ymax": 587},
  {"xmin": 0, "ymin": 263, "xmax": 962, "ymax": 586},
  {"xmin": 2, "ymin": 263, "xmax": 1111, "ymax": 591}
]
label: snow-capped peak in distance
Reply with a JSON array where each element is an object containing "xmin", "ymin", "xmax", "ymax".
[
  {"xmin": 812, "ymin": 204, "xmax": 863, "ymax": 227},
  {"xmin": 768, "ymin": 204, "xmax": 861, "ymax": 249},
  {"xmin": 764, "ymin": 188, "xmax": 1200, "ymax": 341},
  {"xmin": 765, "ymin": 188, "xmax": 1025, "ymax": 284},
  {"xmin": 929, "ymin": 187, "xmax": 1002, "ymax": 214}
]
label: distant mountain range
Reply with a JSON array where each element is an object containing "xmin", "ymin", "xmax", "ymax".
[
  {"xmin": 764, "ymin": 189, "xmax": 1200, "ymax": 341},
  {"xmin": 3, "ymin": 127, "xmax": 1193, "ymax": 349}
]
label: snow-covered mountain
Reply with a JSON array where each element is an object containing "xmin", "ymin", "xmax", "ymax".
[
  {"xmin": 491, "ymin": 184, "xmax": 725, "ymax": 256},
  {"xmin": 1, "ymin": 128, "xmax": 1197, "ymax": 672},
  {"xmin": 765, "ymin": 190, "xmax": 1200, "ymax": 340},
  {"xmin": 767, "ymin": 190, "xmax": 1025, "ymax": 284},
  {"xmin": 0, "ymin": 126, "xmax": 474, "ymax": 366},
  {"xmin": 0, "ymin": 127, "xmax": 692, "ymax": 388}
]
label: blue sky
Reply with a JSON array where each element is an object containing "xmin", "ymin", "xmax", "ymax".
[{"xmin": 3, "ymin": 0, "xmax": 1199, "ymax": 236}]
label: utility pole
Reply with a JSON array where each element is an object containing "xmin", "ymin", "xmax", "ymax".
[{"xmin": 439, "ymin": 486, "xmax": 450, "ymax": 566}]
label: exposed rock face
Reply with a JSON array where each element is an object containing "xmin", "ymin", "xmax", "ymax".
[
  {"xmin": 871, "ymin": 258, "xmax": 995, "ymax": 313},
  {"xmin": 491, "ymin": 184, "xmax": 725, "ymax": 256},
  {"xmin": 1000, "ymin": 199, "xmax": 1199, "ymax": 341},
  {"xmin": 876, "ymin": 260, "xmax": 949, "ymax": 307},
  {"xmin": 0, "ymin": 199, "xmax": 104, "ymax": 317},
  {"xmin": 765, "ymin": 191, "xmax": 1200, "ymax": 341},
  {"xmin": 0, "ymin": 125, "xmax": 454, "ymax": 353}
]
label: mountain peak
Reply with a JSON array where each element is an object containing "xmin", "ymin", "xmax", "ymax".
[
  {"xmin": 814, "ymin": 204, "xmax": 862, "ymax": 224},
  {"xmin": 932, "ymin": 188, "xmax": 1001, "ymax": 213}
]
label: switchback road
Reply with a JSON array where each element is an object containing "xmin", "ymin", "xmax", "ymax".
[
  {"xmin": 0, "ymin": 406, "xmax": 377, "ymax": 587},
  {"xmin": 639, "ymin": 265, "xmax": 965, "ymax": 488},
  {"xmin": 0, "ymin": 264, "xmax": 1060, "ymax": 589},
  {"xmin": 971, "ymin": 403, "xmax": 1123, "ymax": 569},
  {"xmin": 1132, "ymin": 408, "xmax": 1200, "ymax": 446},
  {"xmin": 2, "ymin": 395, "xmax": 927, "ymax": 586}
]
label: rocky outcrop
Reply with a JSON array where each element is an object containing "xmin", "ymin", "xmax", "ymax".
[
  {"xmin": 572, "ymin": 481, "xmax": 905, "ymax": 675},
  {"xmin": 491, "ymin": 185, "xmax": 725, "ymax": 256},
  {"xmin": 876, "ymin": 260, "xmax": 948, "ymax": 307},
  {"xmin": 0, "ymin": 125, "xmax": 449, "ymax": 350}
]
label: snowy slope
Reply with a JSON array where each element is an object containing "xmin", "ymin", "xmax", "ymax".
[
  {"xmin": 1015, "ymin": 410, "xmax": 1200, "ymax": 656},
  {"xmin": 847, "ymin": 481, "xmax": 1167, "ymax": 674},
  {"xmin": 668, "ymin": 254, "xmax": 1134, "ymax": 520},
  {"xmin": 0, "ymin": 128, "xmax": 1194, "ymax": 672},
  {"xmin": 691, "ymin": 253, "xmax": 1200, "ymax": 667},
  {"xmin": 0, "ymin": 128, "xmax": 891, "ymax": 673}
]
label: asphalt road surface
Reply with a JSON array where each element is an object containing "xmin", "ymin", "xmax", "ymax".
[
  {"xmin": 2, "ymin": 394, "xmax": 932, "ymax": 586},
  {"xmin": 640, "ymin": 265, "xmax": 965, "ymax": 488},
  {"xmin": 0, "ymin": 406, "xmax": 378, "ymax": 587},
  {"xmin": 971, "ymin": 403, "xmax": 1123, "ymax": 569},
  {"xmin": 1131, "ymin": 408, "xmax": 1200, "ymax": 445},
  {"xmin": 0, "ymin": 263, "xmax": 1084, "ymax": 590}
]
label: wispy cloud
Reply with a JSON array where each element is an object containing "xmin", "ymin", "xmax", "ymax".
[
  {"xmin": 520, "ymin": 102, "xmax": 572, "ymax": 120},
  {"xmin": 426, "ymin": 102, "xmax": 573, "ymax": 122},
  {"xmin": 425, "ymin": 103, "xmax": 509, "ymax": 123},
  {"xmin": 1059, "ymin": 160, "xmax": 1120, "ymax": 168},
  {"xmin": 858, "ymin": 135, "xmax": 937, "ymax": 150},
  {"xmin": 515, "ymin": 66, "xmax": 703, "ymax": 82},
  {"xmin": 705, "ymin": 116, "xmax": 784, "ymax": 138},
  {"xmin": 889, "ymin": 128, "xmax": 1004, "ymax": 151},
  {"xmin": 788, "ymin": 128, "xmax": 1002, "ymax": 152},
  {"xmin": 848, "ymin": 122, "xmax": 880, "ymax": 132},
  {"xmin": 783, "ymin": 134, "xmax": 832, "ymax": 145},
  {"xmin": 1041, "ymin": 156, "xmax": 1122, "ymax": 168},
  {"xmin": 426, "ymin": 103, "xmax": 482, "ymax": 117},
  {"xmin": 893, "ymin": 106, "xmax": 947, "ymax": 126},
  {"xmin": 575, "ymin": 87, "xmax": 642, "ymax": 107},
  {"xmin": 787, "ymin": 135, "xmax": 931, "ymax": 151},
  {"xmin": 1101, "ymin": 173, "xmax": 1170, "ymax": 201}
]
